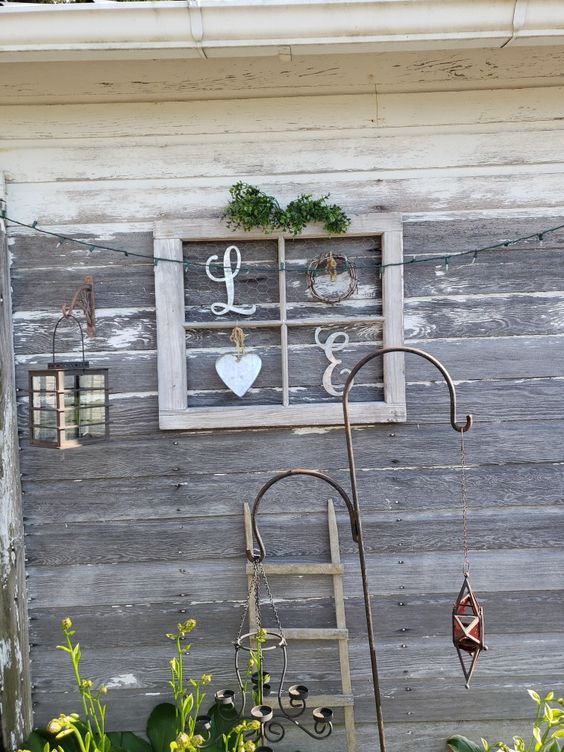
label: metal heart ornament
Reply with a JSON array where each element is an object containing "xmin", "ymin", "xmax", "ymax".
[{"xmin": 215, "ymin": 353, "xmax": 262, "ymax": 398}]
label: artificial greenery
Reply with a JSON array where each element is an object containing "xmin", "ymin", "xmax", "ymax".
[
  {"xmin": 447, "ymin": 690, "xmax": 564, "ymax": 752},
  {"xmin": 20, "ymin": 617, "xmax": 260, "ymax": 752},
  {"xmin": 224, "ymin": 182, "xmax": 350, "ymax": 236}
]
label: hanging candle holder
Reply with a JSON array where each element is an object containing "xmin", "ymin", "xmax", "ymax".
[
  {"xmin": 203, "ymin": 560, "xmax": 333, "ymax": 749},
  {"xmin": 451, "ymin": 431, "xmax": 487, "ymax": 687},
  {"xmin": 28, "ymin": 313, "xmax": 109, "ymax": 449}
]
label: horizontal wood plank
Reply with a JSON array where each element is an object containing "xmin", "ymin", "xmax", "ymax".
[{"xmin": 20, "ymin": 460, "xmax": 564, "ymax": 523}]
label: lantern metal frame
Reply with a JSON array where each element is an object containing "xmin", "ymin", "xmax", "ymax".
[
  {"xmin": 452, "ymin": 573, "xmax": 487, "ymax": 688},
  {"xmin": 28, "ymin": 315, "xmax": 109, "ymax": 449}
]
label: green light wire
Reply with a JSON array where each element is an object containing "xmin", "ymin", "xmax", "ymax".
[{"xmin": 2, "ymin": 212, "xmax": 564, "ymax": 275}]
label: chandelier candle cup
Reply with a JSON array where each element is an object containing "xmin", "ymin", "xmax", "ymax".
[
  {"xmin": 215, "ymin": 689, "xmax": 236, "ymax": 706},
  {"xmin": 195, "ymin": 715, "xmax": 211, "ymax": 732},
  {"xmin": 288, "ymin": 685, "xmax": 309, "ymax": 701},
  {"xmin": 251, "ymin": 705, "xmax": 274, "ymax": 723},
  {"xmin": 313, "ymin": 707, "xmax": 334, "ymax": 725}
]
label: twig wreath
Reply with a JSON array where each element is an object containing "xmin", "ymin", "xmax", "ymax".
[
  {"xmin": 306, "ymin": 251, "xmax": 358, "ymax": 303},
  {"xmin": 223, "ymin": 182, "xmax": 351, "ymax": 235}
]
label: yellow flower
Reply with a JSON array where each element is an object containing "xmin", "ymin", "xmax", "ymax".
[
  {"xmin": 191, "ymin": 735, "xmax": 205, "ymax": 747},
  {"xmin": 81, "ymin": 680, "xmax": 93, "ymax": 689},
  {"xmin": 47, "ymin": 720, "xmax": 63, "ymax": 735},
  {"xmin": 255, "ymin": 629, "xmax": 267, "ymax": 644},
  {"xmin": 178, "ymin": 619, "xmax": 196, "ymax": 636},
  {"xmin": 244, "ymin": 742, "xmax": 256, "ymax": 752},
  {"xmin": 98, "ymin": 684, "xmax": 107, "ymax": 696},
  {"xmin": 175, "ymin": 733, "xmax": 191, "ymax": 750},
  {"xmin": 200, "ymin": 674, "xmax": 212, "ymax": 685},
  {"xmin": 61, "ymin": 618, "xmax": 73, "ymax": 631}
]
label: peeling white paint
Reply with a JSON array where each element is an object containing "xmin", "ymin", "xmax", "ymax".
[
  {"xmin": 0, "ymin": 638, "xmax": 13, "ymax": 672},
  {"xmin": 105, "ymin": 673, "xmax": 141, "ymax": 689},
  {"xmin": 291, "ymin": 426, "xmax": 339, "ymax": 435}
]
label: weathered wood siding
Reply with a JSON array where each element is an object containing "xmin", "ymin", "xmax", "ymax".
[
  {"xmin": 0, "ymin": 191, "xmax": 32, "ymax": 751},
  {"xmin": 1, "ymin": 46, "xmax": 563, "ymax": 752}
]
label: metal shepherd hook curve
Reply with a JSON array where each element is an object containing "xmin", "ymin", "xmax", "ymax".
[{"xmin": 342, "ymin": 345, "xmax": 473, "ymax": 752}]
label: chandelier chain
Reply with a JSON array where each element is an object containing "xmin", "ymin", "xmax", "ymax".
[
  {"xmin": 259, "ymin": 562, "xmax": 285, "ymax": 638},
  {"xmin": 237, "ymin": 560, "xmax": 260, "ymax": 640},
  {"xmin": 460, "ymin": 431, "xmax": 470, "ymax": 576}
]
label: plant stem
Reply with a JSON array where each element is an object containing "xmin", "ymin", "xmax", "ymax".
[{"xmin": 65, "ymin": 631, "xmax": 92, "ymax": 735}]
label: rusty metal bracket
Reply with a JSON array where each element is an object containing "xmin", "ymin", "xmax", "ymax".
[{"xmin": 61, "ymin": 275, "xmax": 96, "ymax": 337}]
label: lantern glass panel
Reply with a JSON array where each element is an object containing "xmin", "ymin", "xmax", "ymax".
[
  {"xmin": 30, "ymin": 373, "xmax": 59, "ymax": 443},
  {"xmin": 60, "ymin": 371, "xmax": 107, "ymax": 441}
]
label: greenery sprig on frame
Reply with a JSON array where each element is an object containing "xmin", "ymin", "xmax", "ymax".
[{"xmin": 223, "ymin": 182, "xmax": 350, "ymax": 236}]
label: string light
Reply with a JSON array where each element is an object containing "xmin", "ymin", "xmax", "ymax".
[{"xmin": 3, "ymin": 213, "xmax": 564, "ymax": 276}]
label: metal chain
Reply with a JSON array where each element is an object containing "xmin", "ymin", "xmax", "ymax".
[
  {"xmin": 237, "ymin": 560, "xmax": 260, "ymax": 639},
  {"xmin": 258, "ymin": 562, "xmax": 285, "ymax": 638},
  {"xmin": 460, "ymin": 431, "xmax": 470, "ymax": 576},
  {"xmin": 254, "ymin": 562, "xmax": 262, "ymax": 633}
]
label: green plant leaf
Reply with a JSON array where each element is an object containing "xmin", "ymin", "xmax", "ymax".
[
  {"xmin": 26, "ymin": 727, "xmax": 83, "ymax": 752},
  {"xmin": 546, "ymin": 692, "xmax": 555, "ymax": 702},
  {"xmin": 107, "ymin": 732, "xmax": 152, "ymax": 752},
  {"xmin": 146, "ymin": 703, "xmax": 177, "ymax": 752},
  {"xmin": 529, "ymin": 690, "xmax": 542, "ymax": 705},
  {"xmin": 482, "ymin": 738, "xmax": 491, "ymax": 752},
  {"xmin": 22, "ymin": 731, "xmax": 52, "ymax": 752},
  {"xmin": 543, "ymin": 740, "xmax": 560, "ymax": 752},
  {"xmin": 447, "ymin": 735, "xmax": 484, "ymax": 752},
  {"xmin": 551, "ymin": 730, "xmax": 564, "ymax": 738}
]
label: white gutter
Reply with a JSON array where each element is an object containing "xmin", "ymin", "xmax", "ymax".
[{"xmin": 1, "ymin": 0, "xmax": 564, "ymax": 63}]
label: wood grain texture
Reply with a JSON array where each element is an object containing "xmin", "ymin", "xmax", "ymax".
[
  {"xmin": 24, "ymin": 547, "xmax": 564, "ymax": 608},
  {"xmin": 8, "ymin": 172, "xmax": 564, "ymax": 225},
  {"xmin": 17, "ymin": 419, "xmax": 564, "ymax": 481},
  {"xmin": 4, "ymin": 130, "xmax": 564, "ymax": 185},
  {"xmin": 20, "ymin": 461, "xmax": 564, "ymax": 523},
  {"xmin": 3, "ymin": 88, "xmax": 564, "ymax": 142},
  {"xmin": 0, "ymin": 218, "xmax": 32, "ymax": 749},
  {"xmin": 2, "ymin": 48, "xmax": 564, "ymax": 106},
  {"xmin": 29, "ymin": 590, "xmax": 564, "ymax": 648}
]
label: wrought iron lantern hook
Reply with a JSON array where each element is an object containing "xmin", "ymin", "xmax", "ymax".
[
  {"xmin": 245, "ymin": 468, "xmax": 360, "ymax": 563},
  {"xmin": 51, "ymin": 314, "xmax": 86, "ymax": 366}
]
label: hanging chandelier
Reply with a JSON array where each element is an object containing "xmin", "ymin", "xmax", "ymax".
[{"xmin": 195, "ymin": 560, "xmax": 333, "ymax": 751}]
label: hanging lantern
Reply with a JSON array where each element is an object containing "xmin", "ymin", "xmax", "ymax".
[
  {"xmin": 452, "ymin": 573, "xmax": 487, "ymax": 687},
  {"xmin": 28, "ymin": 315, "xmax": 109, "ymax": 449}
]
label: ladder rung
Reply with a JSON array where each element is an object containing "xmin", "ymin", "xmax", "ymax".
[
  {"xmin": 246, "ymin": 562, "xmax": 343, "ymax": 576},
  {"xmin": 282, "ymin": 628, "xmax": 348, "ymax": 641},
  {"xmin": 279, "ymin": 693, "xmax": 354, "ymax": 709}
]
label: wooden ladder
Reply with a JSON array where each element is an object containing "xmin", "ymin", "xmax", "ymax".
[{"xmin": 243, "ymin": 499, "xmax": 357, "ymax": 752}]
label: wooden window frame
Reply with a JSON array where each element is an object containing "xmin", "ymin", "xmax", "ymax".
[{"xmin": 153, "ymin": 214, "xmax": 406, "ymax": 430}]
